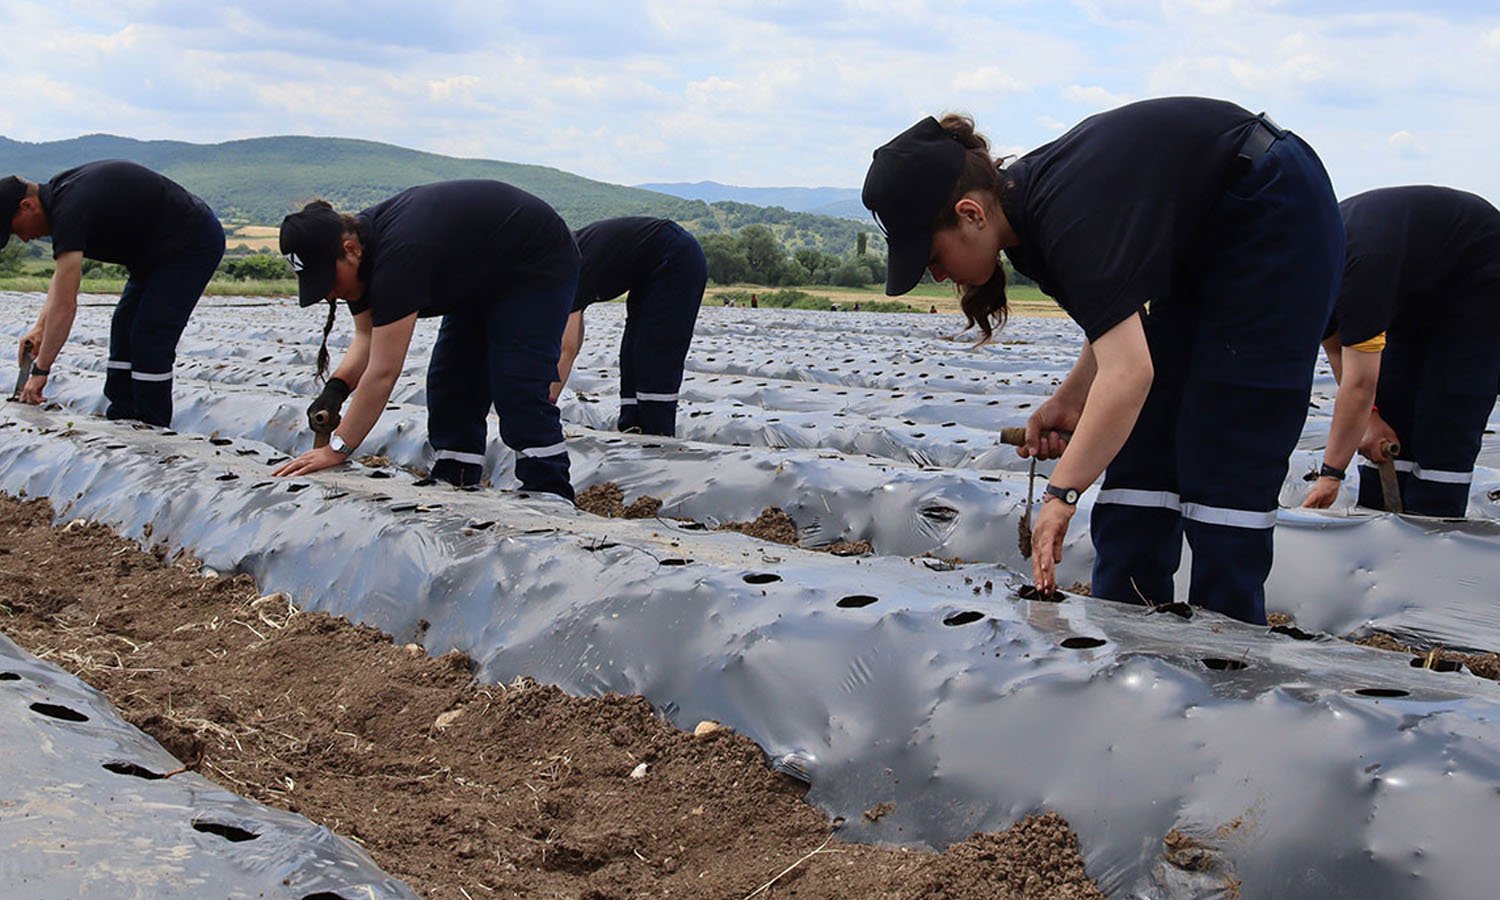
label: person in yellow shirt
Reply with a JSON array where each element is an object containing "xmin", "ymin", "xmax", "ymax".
[{"xmin": 1303, "ymin": 186, "xmax": 1500, "ymax": 517}]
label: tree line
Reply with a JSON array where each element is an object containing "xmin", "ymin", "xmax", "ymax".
[{"xmin": 699, "ymin": 224, "xmax": 884, "ymax": 287}]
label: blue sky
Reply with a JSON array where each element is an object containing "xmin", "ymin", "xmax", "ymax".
[{"xmin": 3, "ymin": 1, "xmax": 1499, "ymax": 201}]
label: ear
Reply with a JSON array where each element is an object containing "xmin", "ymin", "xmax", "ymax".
[{"xmin": 954, "ymin": 196, "xmax": 987, "ymax": 227}]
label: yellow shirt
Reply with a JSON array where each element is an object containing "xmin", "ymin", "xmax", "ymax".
[{"xmin": 1349, "ymin": 332, "xmax": 1386, "ymax": 353}]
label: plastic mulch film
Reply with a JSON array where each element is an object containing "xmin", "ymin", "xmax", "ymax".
[
  {"xmin": 4, "ymin": 403, "xmax": 1500, "ymax": 898},
  {"xmin": 0, "ymin": 628, "xmax": 417, "ymax": 899}
]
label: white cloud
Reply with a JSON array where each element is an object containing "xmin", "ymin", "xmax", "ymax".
[
  {"xmin": 1387, "ymin": 129, "xmax": 1429, "ymax": 160},
  {"xmin": 952, "ymin": 67, "xmax": 1026, "ymax": 94},
  {"xmin": 1063, "ymin": 85, "xmax": 1132, "ymax": 109},
  {"xmin": 427, "ymin": 76, "xmax": 480, "ymax": 103},
  {"xmin": 0, "ymin": 1, "xmax": 1498, "ymax": 201}
]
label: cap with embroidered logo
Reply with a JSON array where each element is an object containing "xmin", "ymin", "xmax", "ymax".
[{"xmin": 278, "ymin": 204, "xmax": 345, "ymax": 307}]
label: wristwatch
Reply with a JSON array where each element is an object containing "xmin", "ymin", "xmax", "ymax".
[
  {"xmin": 329, "ymin": 434, "xmax": 355, "ymax": 457},
  {"xmin": 29, "ymin": 362, "xmax": 50, "ymax": 378},
  {"xmin": 1044, "ymin": 483, "xmax": 1081, "ymax": 506},
  {"xmin": 1318, "ymin": 462, "xmax": 1346, "ymax": 481}
]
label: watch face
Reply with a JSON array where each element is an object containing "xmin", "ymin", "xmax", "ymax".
[{"xmin": 1065, "ymin": 489, "xmax": 1079, "ymax": 504}]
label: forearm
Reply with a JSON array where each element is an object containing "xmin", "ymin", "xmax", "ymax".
[
  {"xmin": 331, "ymin": 328, "xmax": 372, "ymax": 389},
  {"xmin": 556, "ymin": 344, "xmax": 581, "ymax": 387},
  {"xmin": 555, "ymin": 312, "xmax": 584, "ymax": 386},
  {"xmin": 1048, "ymin": 363, "xmax": 1150, "ymax": 489},
  {"xmin": 1325, "ymin": 345, "xmax": 1381, "ymax": 470},
  {"xmin": 1323, "ymin": 380, "xmax": 1376, "ymax": 471},
  {"xmin": 334, "ymin": 365, "xmax": 399, "ymax": 451},
  {"xmin": 1053, "ymin": 341, "xmax": 1099, "ymax": 411},
  {"xmin": 37, "ymin": 264, "xmax": 82, "ymax": 368}
]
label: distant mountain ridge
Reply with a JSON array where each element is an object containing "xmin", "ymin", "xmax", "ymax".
[
  {"xmin": 0, "ymin": 134, "xmax": 876, "ymax": 254},
  {"xmin": 636, "ymin": 180, "xmax": 868, "ymax": 220}
]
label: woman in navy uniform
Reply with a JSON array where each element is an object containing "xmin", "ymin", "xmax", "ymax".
[
  {"xmin": 551, "ymin": 216, "xmax": 707, "ymax": 437},
  {"xmin": 1302, "ymin": 186, "xmax": 1500, "ymax": 517},
  {"xmin": 863, "ymin": 98, "xmax": 1344, "ymax": 625},
  {"xmin": 2, "ymin": 162, "xmax": 224, "ymax": 426},
  {"xmin": 272, "ymin": 180, "xmax": 579, "ymax": 501}
]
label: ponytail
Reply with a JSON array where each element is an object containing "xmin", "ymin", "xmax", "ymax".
[
  {"xmin": 316, "ymin": 299, "xmax": 337, "ymax": 381},
  {"xmin": 300, "ymin": 199, "xmax": 365, "ymax": 381},
  {"xmin": 935, "ymin": 113, "xmax": 1010, "ymax": 344}
]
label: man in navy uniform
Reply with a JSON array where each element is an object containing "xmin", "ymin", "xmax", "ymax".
[
  {"xmin": 2, "ymin": 161, "xmax": 224, "ymax": 425},
  {"xmin": 551, "ymin": 217, "xmax": 706, "ymax": 437},
  {"xmin": 1302, "ymin": 186, "xmax": 1500, "ymax": 517}
]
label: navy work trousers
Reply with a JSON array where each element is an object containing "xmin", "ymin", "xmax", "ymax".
[
  {"xmin": 1357, "ymin": 315, "xmax": 1500, "ymax": 517},
  {"xmin": 426, "ymin": 270, "xmax": 578, "ymax": 501},
  {"xmin": 104, "ymin": 213, "xmax": 224, "ymax": 427},
  {"xmin": 617, "ymin": 223, "xmax": 707, "ymax": 436},
  {"xmin": 1090, "ymin": 130, "xmax": 1345, "ymax": 625}
]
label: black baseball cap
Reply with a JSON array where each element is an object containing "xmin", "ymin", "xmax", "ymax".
[
  {"xmin": 279, "ymin": 204, "xmax": 345, "ymax": 307},
  {"xmin": 862, "ymin": 117, "xmax": 967, "ymax": 296},
  {"xmin": 1, "ymin": 176, "xmax": 29, "ymax": 248}
]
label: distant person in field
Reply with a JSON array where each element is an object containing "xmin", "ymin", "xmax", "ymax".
[
  {"xmin": 551, "ymin": 217, "xmax": 706, "ymax": 437},
  {"xmin": 272, "ymin": 181, "xmax": 579, "ymax": 501},
  {"xmin": 1, "ymin": 162, "xmax": 224, "ymax": 425},
  {"xmin": 1302, "ymin": 186, "xmax": 1500, "ymax": 518},
  {"xmin": 863, "ymin": 99, "xmax": 1343, "ymax": 625}
]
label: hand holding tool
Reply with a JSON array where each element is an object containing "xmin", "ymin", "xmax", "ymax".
[
  {"xmin": 307, "ymin": 377, "xmax": 351, "ymax": 450},
  {"xmin": 1377, "ymin": 440, "xmax": 1403, "ymax": 514},
  {"xmin": 1000, "ymin": 425, "xmax": 1073, "ymax": 448},
  {"xmin": 12, "ymin": 339, "xmax": 34, "ymax": 401}
]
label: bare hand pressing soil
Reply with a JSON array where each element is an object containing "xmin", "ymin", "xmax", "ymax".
[{"xmin": 0, "ymin": 494, "xmax": 1103, "ymax": 899}]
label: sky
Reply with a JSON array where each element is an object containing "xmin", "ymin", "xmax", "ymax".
[{"xmin": 3, "ymin": 1, "xmax": 1499, "ymax": 201}]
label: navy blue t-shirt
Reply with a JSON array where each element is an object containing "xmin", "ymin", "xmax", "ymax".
[
  {"xmin": 571, "ymin": 217, "xmax": 671, "ymax": 312},
  {"xmin": 40, "ymin": 160, "xmax": 215, "ymax": 272},
  {"xmin": 1327, "ymin": 186, "xmax": 1500, "ymax": 345},
  {"xmin": 348, "ymin": 180, "xmax": 578, "ymax": 327},
  {"xmin": 1001, "ymin": 97, "xmax": 1266, "ymax": 342}
]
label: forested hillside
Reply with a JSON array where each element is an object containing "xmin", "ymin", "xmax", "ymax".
[{"xmin": 0, "ymin": 134, "xmax": 877, "ymax": 254}]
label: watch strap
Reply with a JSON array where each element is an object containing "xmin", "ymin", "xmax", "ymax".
[{"xmin": 1044, "ymin": 483, "xmax": 1081, "ymax": 506}]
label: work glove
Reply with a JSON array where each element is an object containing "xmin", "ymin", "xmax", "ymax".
[{"xmin": 307, "ymin": 377, "xmax": 351, "ymax": 430}]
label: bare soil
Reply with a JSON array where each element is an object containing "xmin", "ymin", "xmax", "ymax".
[
  {"xmin": 1351, "ymin": 631, "xmax": 1500, "ymax": 681},
  {"xmin": 0, "ymin": 494, "xmax": 1104, "ymax": 899},
  {"xmin": 578, "ymin": 482, "xmax": 873, "ymax": 557}
]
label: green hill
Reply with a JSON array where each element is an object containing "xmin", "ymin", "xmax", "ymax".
[{"xmin": 0, "ymin": 134, "xmax": 876, "ymax": 254}]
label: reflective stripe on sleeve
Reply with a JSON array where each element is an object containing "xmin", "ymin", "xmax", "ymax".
[
  {"xmin": 636, "ymin": 391, "xmax": 679, "ymax": 402},
  {"xmin": 106, "ymin": 361, "xmax": 132, "ymax": 370},
  {"xmin": 131, "ymin": 370, "xmax": 173, "ymax": 382}
]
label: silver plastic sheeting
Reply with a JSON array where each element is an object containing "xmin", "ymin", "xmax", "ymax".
[
  {"xmin": 0, "ymin": 630, "xmax": 417, "ymax": 900},
  {"xmin": 6, "ymin": 297, "xmax": 1497, "ymax": 652},
  {"xmin": 5, "ymin": 406, "xmax": 1500, "ymax": 899}
]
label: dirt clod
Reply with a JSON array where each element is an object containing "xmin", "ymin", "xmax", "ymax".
[
  {"xmin": 720, "ymin": 506, "xmax": 800, "ymax": 545},
  {"xmin": 576, "ymin": 482, "xmax": 667, "ymax": 519}
]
